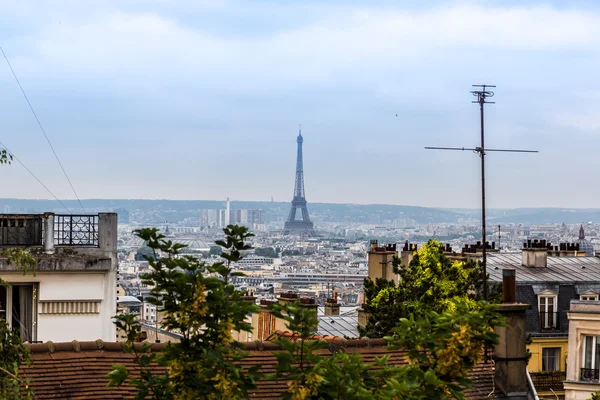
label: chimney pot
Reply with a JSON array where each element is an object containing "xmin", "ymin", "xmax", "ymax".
[{"xmin": 502, "ymin": 269, "xmax": 516, "ymax": 303}]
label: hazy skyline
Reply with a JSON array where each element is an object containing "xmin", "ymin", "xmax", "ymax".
[{"xmin": 1, "ymin": 1, "xmax": 600, "ymax": 209}]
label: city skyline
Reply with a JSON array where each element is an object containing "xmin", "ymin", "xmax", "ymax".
[{"xmin": 2, "ymin": 1, "xmax": 600, "ymax": 208}]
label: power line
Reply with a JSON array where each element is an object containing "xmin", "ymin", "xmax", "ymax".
[
  {"xmin": 0, "ymin": 45, "xmax": 86, "ymax": 213},
  {"xmin": 0, "ymin": 141, "xmax": 72, "ymax": 212}
]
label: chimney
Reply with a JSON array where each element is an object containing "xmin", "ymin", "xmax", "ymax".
[
  {"xmin": 521, "ymin": 239, "xmax": 547, "ymax": 267},
  {"xmin": 367, "ymin": 240, "xmax": 398, "ymax": 283},
  {"xmin": 324, "ymin": 291, "xmax": 340, "ymax": 316},
  {"xmin": 494, "ymin": 269, "xmax": 531, "ymax": 399},
  {"xmin": 252, "ymin": 298, "xmax": 278, "ymax": 341},
  {"xmin": 400, "ymin": 241, "xmax": 417, "ymax": 268}
]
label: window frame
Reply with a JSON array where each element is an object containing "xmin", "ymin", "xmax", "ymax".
[
  {"xmin": 0, "ymin": 283, "xmax": 38, "ymax": 342},
  {"xmin": 582, "ymin": 334, "xmax": 600, "ymax": 381},
  {"xmin": 539, "ymin": 291, "xmax": 558, "ymax": 329},
  {"xmin": 580, "ymin": 291, "xmax": 599, "ymax": 301},
  {"xmin": 542, "ymin": 347, "xmax": 560, "ymax": 372}
]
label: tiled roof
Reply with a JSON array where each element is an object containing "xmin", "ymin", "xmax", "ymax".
[{"xmin": 20, "ymin": 340, "xmax": 494, "ymax": 400}]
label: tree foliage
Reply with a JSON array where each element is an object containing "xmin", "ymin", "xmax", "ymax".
[
  {"xmin": 0, "ymin": 150, "xmax": 37, "ymax": 399},
  {"xmin": 0, "ymin": 319, "xmax": 34, "ymax": 400},
  {"xmin": 360, "ymin": 239, "xmax": 500, "ymax": 338},
  {"xmin": 254, "ymin": 247, "xmax": 278, "ymax": 258},
  {"xmin": 270, "ymin": 299, "xmax": 501, "ymax": 400},
  {"xmin": 0, "ymin": 149, "xmax": 12, "ymax": 165},
  {"xmin": 108, "ymin": 225, "xmax": 261, "ymax": 399}
]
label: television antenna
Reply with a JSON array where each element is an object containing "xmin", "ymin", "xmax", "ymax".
[{"xmin": 425, "ymin": 85, "xmax": 538, "ymax": 301}]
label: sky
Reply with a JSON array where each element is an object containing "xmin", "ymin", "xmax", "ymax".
[{"xmin": 1, "ymin": 0, "xmax": 600, "ymax": 209}]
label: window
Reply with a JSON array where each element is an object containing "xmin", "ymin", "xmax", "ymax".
[
  {"xmin": 539, "ymin": 292, "xmax": 558, "ymax": 329},
  {"xmin": 582, "ymin": 335, "xmax": 600, "ymax": 381},
  {"xmin": 542, "ymin": 348, "xmax": 560, "ymax": 371},
  {"xmin": 0, "ymin": 283, "xmax": 37, "ymax": 342},
  {"xmin": 580, "ymin": 291, "xmax": 599, "ymax": 301}
]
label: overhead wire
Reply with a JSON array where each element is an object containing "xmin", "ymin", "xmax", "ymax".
[
  {"xmin": 0, "ymin": 141, "xmax": 72, "ymax": 212},
  {"xmin": 0, "ymin": 45, "xmax": 86, "ymax": 213}
]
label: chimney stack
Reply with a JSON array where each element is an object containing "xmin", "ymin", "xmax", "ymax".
[
  {"xmin": 494, "ymin": 269, "xmax": 531, "ymax": 399},
  {"xmin": 400, "ymin": 240, "xmax": 417, "ymax": 268},
  {"xmin": 324, "ymin": 291, "xmax": 340, "ymax": 316},
  {"xmin": 521, "ymin": 239, "xmax": 548, "ymax": 267}
]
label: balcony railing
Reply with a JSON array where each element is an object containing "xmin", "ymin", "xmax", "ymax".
[
  {"xmin": 0, "ymin": 213, "xmax": 100, "ymax": 247},
  {"xmin": 0, "ymin": 215, "xmax": 43, "ymax": 246},
  {"xmin": 529, "ymin": 371, "xmax": 566, "ymax": 391},
  {"xmin": 54, "ymin": 215, "xmax": 98, "ymax": 246},
  {"xmin": 581, "ymin": 368, "xmax": 600, "ymax": 382},
  {"xmin": 539, "ymin": 311, "xmax": 560, "ymax": 330}
]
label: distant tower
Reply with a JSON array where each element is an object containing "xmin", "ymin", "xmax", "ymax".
[
  {"xmin": 225, "ymin": 197, "xmax": 231, "ymax": 226},
  {"xmin": 579, "ymin": 224, "xmax": 585, "ymax": 240},
  {"xmin": 283, "ymin": 127, "xmax": 315, "ymax": 236}
]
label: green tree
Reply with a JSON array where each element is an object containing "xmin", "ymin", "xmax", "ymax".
[
  {"xmin": 0, "ymin": 149, "xmax": 12, "ymax": 165},
  {"xmin": 209, "ymin": 245, "xmax": 223, "ymax": 256},
  {"xmin": 588, "ymin": 390, "xmax": 600, "ymax": 400},
  {"xmin": 255, "ymin": 247, "xmax": 278, "ymax": 258},
  {"xmin": 382, "ymin": 302, "xmax": 503, "ymax": 399},
  {"xmin": 272, "ymin": 299, "xmax": 501, "ymax": 400},
  {"xmin": 108, "ymin": 225, "xmax": 261, "ymax": 399},
  {"xmin": 359, "ymin": 239, "xmax": 499, "ymax": 338}
]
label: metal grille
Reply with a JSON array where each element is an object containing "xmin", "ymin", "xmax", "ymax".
[
  {"xmin": 529, "ymin": 371, "xmax": 565, "ymax": 391},
  {"xmin": 581, "ymin": 368, "xmax": 599, "ymax": 382},
  {"xmin": 54, "ymin": 215, "xmax": 99, "ymax": 246},
  {"xmin": 539, "ymin": 312, "xmax": 560, "ymax": 330},
  {"xmin": 0, "ymin": 215, "xmax": 43, "ymax": 246}
]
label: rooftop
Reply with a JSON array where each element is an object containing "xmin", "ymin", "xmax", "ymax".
[
  {"xmin": 20, "ymin": 339, "xmax": 495, "ymax": 399},
  {"xmin": 487, "ymin": 253, "xmax": 600, "ymax": 283}
]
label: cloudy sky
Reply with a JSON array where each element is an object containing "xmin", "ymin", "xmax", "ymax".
[{"xmin": 1, "ymin": 0, "xmax": 599, "ymax": 208}]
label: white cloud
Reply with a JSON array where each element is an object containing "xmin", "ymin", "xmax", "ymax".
[{"xmin": 8, "ymin": 3, "xmax": 598, "ymax": 92}]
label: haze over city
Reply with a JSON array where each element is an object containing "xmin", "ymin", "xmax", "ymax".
[{"xmin": 2, "ymin": 1, "xmax": 600, "ymax": 208}]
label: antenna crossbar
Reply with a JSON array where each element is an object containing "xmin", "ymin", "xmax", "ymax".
[{"xmin": 425, "ymin": 147, "xmax": 538, "ymax": 153}]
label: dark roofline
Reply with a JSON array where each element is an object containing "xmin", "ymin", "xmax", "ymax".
[{"xmin": 26, "ymin": 338, "xmax": 390, "ymax": 354}]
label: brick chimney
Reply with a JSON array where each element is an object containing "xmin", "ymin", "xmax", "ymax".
[
  {"xmin": 522, "ymin": 239, "xmax": 548, "ymax": 267},
  {"xmin": 494, "ymin": 269, "xmax": 531, "ymax": 399}
]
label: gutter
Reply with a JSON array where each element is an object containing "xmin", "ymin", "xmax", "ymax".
[{"xmin": 526, "ymin": 369, "xmax": 541, "ymax": 400}]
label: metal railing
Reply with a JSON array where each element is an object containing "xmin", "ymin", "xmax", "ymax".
[
  {"xmin": 529, "ymin": 371, "xmax": 566, "ymax": 391},
  {"xmin": 581, "ymin": 368, "xmax": 599, "ymax": 382},
  {"xmin": 539, "ymin": 311, "xmax": 560, "ymax": 330},
  {"xmin": 0, "ymin": 215, "xmax": 43, "ymax": 246},
  {"xmin": 54, "ymin": 215, "xmax": 99, "ymax": 246}
]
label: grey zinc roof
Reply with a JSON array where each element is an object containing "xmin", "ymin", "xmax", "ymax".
[
  {"xmin": 318, "ymin": 316, "xmax": 359, "ymax": 339},
  {"xmin": 486, "ymin": 253, "xmax": 600, "ymax": 283}
]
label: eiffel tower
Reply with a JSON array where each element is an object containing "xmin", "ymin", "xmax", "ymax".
[{"xmin": 283, "ymin": 127, "xmax": 315, "ymax": 236}]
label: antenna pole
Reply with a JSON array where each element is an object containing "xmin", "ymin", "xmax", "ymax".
[
  {"xmin": 426, "ymin": 84, "xmax": 537, "ymax": 302},
  {"xmin": 498, "ymin": 224, "xmax": 501, "ymax": 250},
  {"xmin": 478, "ymin": 89, "xmax": 488, "ymax": 301},
  {"xmin": 471, "ymin": 84, "xmax": 495, "ymax": 301}
]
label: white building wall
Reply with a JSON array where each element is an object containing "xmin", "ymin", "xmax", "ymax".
[{"xmin": 4, "ymin": 271, "xmax": 116, "ymax": 342}]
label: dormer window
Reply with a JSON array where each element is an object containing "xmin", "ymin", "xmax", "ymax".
[
  {"xmin": 539, "ymin": 290, "xmax": 558, "ymax": 330},
  {"xmin": 580, "ymin": 291, "xmax": 599, "ymax": 301}
]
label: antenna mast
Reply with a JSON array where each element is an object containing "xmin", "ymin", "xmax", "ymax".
[{"xmin": 426, "ymin": 85, "xmax": 538, "ymax": 301}]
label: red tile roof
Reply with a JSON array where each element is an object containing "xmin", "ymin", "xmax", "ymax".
[{"xmin": 20, "ymin": 339, "xmax": 494, "ymax": 399}]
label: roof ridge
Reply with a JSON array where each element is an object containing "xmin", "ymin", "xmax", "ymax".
[
  {"xmin": 25, "ymin": 338, "xmax": 390, "ymax": 353},
  {"xmin": 25, "ymin": 340, "xmax": 168, "ymax": 354}
]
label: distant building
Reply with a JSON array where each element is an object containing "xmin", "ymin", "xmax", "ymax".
[
  {"xmin": 578, "ymin": 224, "xmax": 594, "ymax": 256},
  {"xmin": 241, "ymin": 209, "xmax": 264, "ymax": 226}
]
